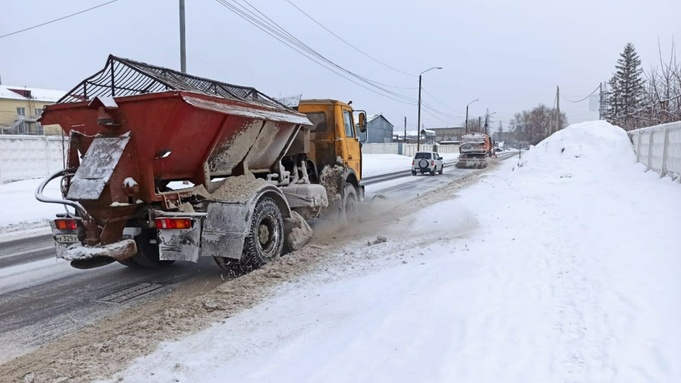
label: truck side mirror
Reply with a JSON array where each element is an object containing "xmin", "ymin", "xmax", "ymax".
[{"xmin": 358, "ymin": 112, "xmax": 367, "ymax": 133}]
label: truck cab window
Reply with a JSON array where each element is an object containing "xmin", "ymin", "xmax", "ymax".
[
  {"xmin": 305, "ymin": 112, "xmax": 327, "ymax": 132},
  {"xmin": 343, "ymin": 110, "xmax": 355, "ymax": 138}
]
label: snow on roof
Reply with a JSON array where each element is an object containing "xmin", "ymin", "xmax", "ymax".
[{"xmin": 0, "ymin": 85, "xmax": 66, "ymax": 102}]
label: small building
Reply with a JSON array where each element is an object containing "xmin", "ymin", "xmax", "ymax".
[
  {"xmin": 393, "ymin": 129, "xmax": 437, "ymax": 145},
  {"xmin": 357, "ymin": 113, "xmax": 394, "ymax": 143},
  {"xmin": 0, "ymin": 85, "xmax": 66, "ymax": 135},
  {"xmin": 428, "ymin": 126, "xmax": 466, "ymax": 143}
]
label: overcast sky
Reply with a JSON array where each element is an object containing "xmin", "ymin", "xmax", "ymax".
[{"xmin": 2, "ymin": 0, "xmax": 680, "ymax": 131}]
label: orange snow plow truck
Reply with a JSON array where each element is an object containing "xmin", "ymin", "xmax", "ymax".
[
  {"xmin": 455, "ymin": 132, "xmax": 494, "ymax": 169},
  {"xmin": 35, "ymin": 55, "xmax": 366, "ymax": 274}
]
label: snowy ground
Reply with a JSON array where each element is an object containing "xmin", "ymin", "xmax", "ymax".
[
  {"xmin": 2, "ymin": 123, "xmax": 679, "ymax": 383},
  {"xmin": 92, "ymin": 121, "xmax": 679, "ymax": 383}
]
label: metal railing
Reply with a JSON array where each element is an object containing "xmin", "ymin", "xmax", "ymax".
[{"xmin": 58, "ymin": 54, "xmax": 289, "ymax": 110}]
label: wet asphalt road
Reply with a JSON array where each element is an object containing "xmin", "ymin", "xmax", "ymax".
[{"xmin": 0, "ymin": 154, "xmax": 516, "ymax": 363}]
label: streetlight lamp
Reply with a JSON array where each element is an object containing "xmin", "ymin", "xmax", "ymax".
[
  {"xmin": 417, "ymin": 66, "xmax": 442, "ymax": 151},
  {"xmin": 464, "ymin": 98, "xmax": 478, "ymax": 134}
]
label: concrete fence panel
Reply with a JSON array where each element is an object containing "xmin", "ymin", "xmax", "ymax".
[
  {"xmin": 361, "ymin": 142, "xmax": 460, "ymax": 157},
  {"xmin": 0, "ymin": 135, "xmax": 67, "ymax": 183},
  {"xmin": 629, "ymin": 121, "xmax": 681, "ymax": 180}
]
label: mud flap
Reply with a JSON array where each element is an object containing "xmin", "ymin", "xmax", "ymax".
[
  {"xmin": 201, "ymin": 202, "xmax": 251, "ymax": 260},
  {"xmin": 66, "ymin": 133, "xmax": 130, "ymax": 200},
  {"xmin": 157, "ymin": 219, "xmax": 202, "ymax": 262},
  {"xmin": 283, "ymin": 211, "xmax": 313, "ymax": 253}
]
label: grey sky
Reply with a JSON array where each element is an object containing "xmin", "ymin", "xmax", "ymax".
[{"xmin": 2, "ymin": 0, "xmax": 680, "ymax": 131}]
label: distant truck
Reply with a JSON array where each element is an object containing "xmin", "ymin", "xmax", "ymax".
[
  {"xmin": 455, "ymin": 132, "xmax": 494, "ymax": 169},
  {"xmin": 35, "ymin": 55, "xmax": 366, "ymax": 275}
]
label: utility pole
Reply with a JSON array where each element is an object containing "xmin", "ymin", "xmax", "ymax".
[
  {"xmin": 179, "ymin": 0, "xmax": 187, "ymax": 73},
  {"xmin": 465, "ymin": 98, "xmax": 478, "ymax": 134},
  {"xmin": 403, "ymin": 116, "xmax": 407, "ymax": 143},
  {"xmin": 484, "ymin": 108, "xmax": 489, "ymax": 135},
  {"xmin": 417, "ymin": 74, "xmax": 422, "ymax": 151},
  {"xmin": 556, "ymin": 85, "xmax": 560, "ymax": 133},
  {"xmin": 416, "ymin": 67, "xmax": 442, "ymax": 152},
  {"xmin": 465, "ymin": 107, "xmax": 469, "ymax": 134},
  {"xmin": 598, "ymin": 82, "xmax": 603, "ymax": 120},
  {"xmin": 478, "ymin": 116, "xmax": 481, "ymax": 133}
]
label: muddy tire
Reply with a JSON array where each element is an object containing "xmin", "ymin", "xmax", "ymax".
[
  {"xmin": 124, "ymin": 229, "xmax": 174, "ymax": 268},
  {"xmin": 341, "ymin": 183, "xmax": 359, "ymax": 225},
  {"xmin": 214, "ymin": 197, "xmax": 284, "ymax": 276}
]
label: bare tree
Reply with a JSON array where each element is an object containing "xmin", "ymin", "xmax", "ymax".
[
  {"xmin": 640, "ymin": 40, "xmax": 681, "ymax": 126},
  {"xmin": 509, "ymin": 104, "xmax": 567, "ymax": 145}
]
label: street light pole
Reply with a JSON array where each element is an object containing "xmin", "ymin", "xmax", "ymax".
[
  {"xmin": 179, "ymin": 0, "xmax": 186, "ymax": 73},
  {"xmin": 465, "ymin": 98, "xmax": 478, "ymax": 134},
  {"xmin": 417, "ymin": 66, "xmax": 442, "ymax": 151}
]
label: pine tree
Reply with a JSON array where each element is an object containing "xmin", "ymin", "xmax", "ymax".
[
  {"xmin": 607, "ymin": 43, "xmax": 645, "ymax": 129},
  {"xmin": 605, "ymin": 75, "xmax": 621, "ymax": 125}
]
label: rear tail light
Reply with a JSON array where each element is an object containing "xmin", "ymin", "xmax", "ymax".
[
  {"xmin": 54, "ymin": 218, "xmax": 78, "ymax": 231},
  {"xmin": 431, "ymin": 160, "xmax": 435, "ymax": 166},
  {"xmin": 155, "ymin": 218, "xmax": 193, "ymax": 230},
  {"xmin": 411, "ymin": 160, "xmax": 414, "ymax": 165}
]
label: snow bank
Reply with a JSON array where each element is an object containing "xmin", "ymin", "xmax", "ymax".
[
  {"xmin": 518, "ymin": 121, "xmax": 637, "ymax": 175},
  {"xmin": 0, "ymin": 178, "xmax": 63, "ymax": 236}
]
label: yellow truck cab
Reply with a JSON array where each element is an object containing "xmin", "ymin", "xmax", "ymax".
[{"xmin": 297, "ymin": 99, "xmax": 366, "ymax": 195}]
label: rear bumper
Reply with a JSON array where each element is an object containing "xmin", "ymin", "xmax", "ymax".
[
  {"xmin": 412, "ymin": 166, "xmax": 435, "ymax": 172},
  {"xmin": 59, "ymin": 239, "xmax": 137, "ymax": 261}
]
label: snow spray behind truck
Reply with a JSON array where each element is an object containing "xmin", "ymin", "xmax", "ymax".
[{"xmin": 35, "ymin": 55, "xmax": 366, "ymax": 274}]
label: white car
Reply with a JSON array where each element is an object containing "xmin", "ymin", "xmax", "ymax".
[{"xmin": 411, "ymin": 151, "xmax": 444, "ymax": 176}]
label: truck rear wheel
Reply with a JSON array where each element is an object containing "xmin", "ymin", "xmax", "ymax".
[{"xmin": 214, "ymin": 197, "xmax": 284, "ymax": 276}]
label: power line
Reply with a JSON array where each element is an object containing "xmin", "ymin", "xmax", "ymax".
[
  {"xmin": 215, "ymin": 0, "xmax": 417, "ymax": 104},
  {"xmin": 0, "ymin": 0, "xmax": 119, "ymax": 39},
  {"xmin": 562, "ymin": 84, "xmax": 600, "ymax": 103},
  {"xmin": 239, "ymin": 0, "xmax": 415, "ymax": 93},
  {"xmin": 215, "ymin": 0, "xmax": 457, "ymax": 121},
  {"xmin": 283, "ymin": 0, "xmax": 416, "ymax": 78},
  {"xmin": 421, "ymin": 87, "xmax": 463, "ymax": 114}
]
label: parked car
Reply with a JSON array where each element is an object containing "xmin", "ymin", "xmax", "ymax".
[{"xmin": 411, "ymin": 151, "xmax": 443, "ymax": 176}]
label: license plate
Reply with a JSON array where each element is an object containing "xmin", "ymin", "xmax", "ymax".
[{"xmin": 55, "ymin": 234, "xmax": 79, "ymax": 243}]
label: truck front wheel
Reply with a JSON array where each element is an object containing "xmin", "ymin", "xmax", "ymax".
[{"xmin": 342, "ymin": 184, "xmax": 359, "ymax": 225}]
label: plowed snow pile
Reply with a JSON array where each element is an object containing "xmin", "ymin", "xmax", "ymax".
[
  {"xmin": 518, "ymin": 120, "xmax": 636, "ymax": 174},
  {"xmin": 5, "ymin": 121, "xmax": 680, "ymax": 383}
]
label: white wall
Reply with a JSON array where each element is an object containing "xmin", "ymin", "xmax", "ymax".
[
  {"xmin": 362, "ymin": 142, "xmax": 459, "ymax": 157},
  {"xmin": 0, "ymin": 136, "xmax": 464, "ymax": 184},
  {"xmin": 0, "ymin": 135, "xmax": 67, "ymax": 183},
  {"xmin": 629, "ymin": 121, "xmax": 681, "ymax": 180}
]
